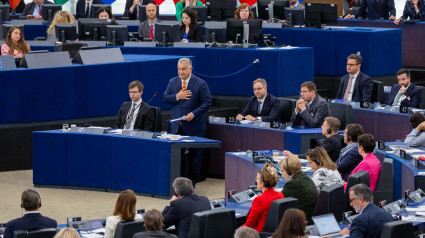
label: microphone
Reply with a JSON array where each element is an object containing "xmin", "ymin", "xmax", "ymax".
[{"xmin": 146, "ymin": 92, "xmax": 158, "ymax": 104}]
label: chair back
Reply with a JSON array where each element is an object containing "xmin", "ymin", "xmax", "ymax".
[
  {"xmin": 278, "ymin": 97, "xmax": 296, "ymax": 123},
  {"xmin": 372, "ymin": 80, "xmax": 384, "ymax": 104},
  {"xmin": 313, "ymin": 184, "xmax": 345, "ymax": 222},
  {"xmin": 374, "ymin": 158, "xmax": 394, "ymax": 205},
  {"xmin": 416, "ymin": 85, "xmax": 425, "ymax": 109},
  {"xmin": 188, "ymin": 208, "xmax": 236, "ymax": 238},
  {"xmin": 262, "ymin": 197, "xmax": 299, "ymax": 232},
  {"xmin": 329, "ymin": 102, "xmax": 353, "ymax": 130},
  {"xmin": 114, "ymin": 220, "xmax": 144, "ymax": 238},
  {"xmin": 153, "ymin": 106, "xmax": 162, "ymax": 132},
  {"xmin": 380, "ymin": 220, "xmax": 413, "ymax": 238},
  {"xmin": 27, "ymin": 228, "xmax": 57, "ymax": 238},
  {"xmin": 345, "ymin": 170, "xmax": 370, "ymax": 210}
]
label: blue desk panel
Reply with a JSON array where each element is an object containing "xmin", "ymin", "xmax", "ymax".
[
  {"xmin": 32, "ymin": 130, "xmax": 221, "ymax": 196},
  {"xmin": 262, "ymin": 27, "xmax": 402, "ymax": 76}
]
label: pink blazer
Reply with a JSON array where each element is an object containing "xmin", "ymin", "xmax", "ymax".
[
  {"xmin": 1, "ymin": 43, "xmax": 30, "ymax": 58},
  {"xmin": 345, "ymin": 153, "xmax": 382, "ymax": 191}
]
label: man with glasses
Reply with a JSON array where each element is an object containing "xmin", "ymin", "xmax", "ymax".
[
  {"xmin": 336, "ymin": 123, "xmax": 364, "ymax": 181},
  {"xmin": 291, "ymin": 81, "xmax": 330, "ymax": 128},
  {"xmin": 115, "ymin": 80, "xmax": 155, "ymax": 131},
  {"xmin": 335, "ymin": 54, "xmax": 373, "ymax": 102},
  {"xmin": 341, "ymin": 184, "xmax": 393, "ymax": 238},
  {"xmin": 236, "ymin": 78, "xmax": 280, "ymax": 122}
]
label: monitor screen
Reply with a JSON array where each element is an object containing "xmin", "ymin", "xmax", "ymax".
[
  {"xmin": 187, "ymin": 6, "xmax": 208, "ymax": 23},
  {"xmin": 154, "ymin": 22, "xmax": 180, "ymax": 46},
  {"xmin": 305, "ymin": 3, "xmax": 337, "ymax": 27},
  {"xmin": 55, "ymin": 24, "xmax": 78, "ymax": 43},
  {"xmin": 205, "ymin": 27, "xmax": 226, "ymax": 43},
  {"xmin": 226, "ymin": 19, "xmax": 262, "ymax": 44},
  {"xmin": 106, "ymin": 25, "xmax": 128, "ymax": 46},
  {"xmin": 312, "ymin": 214, "xmax": 341, "ymax": 236},
  {"xmin": 138, "ymin": 4, "xmax": 159, "ymax": 22},
  {"xmin": 205, "ymin": 0, "xmax": 236, "ymax": 21},
  {"xmin": 78, "ymin": 18, "xmax": 115, "ymax": 41},
  {"xmin": 92, "ymin": 4, "xmax": 111, "ymax": 18},
  {"xmin": 257, "ymin": 0, "xmax": 289, "ymax": 20},
  {"xmin": 0, "ymin": 5, "xmax": 10, "ymax": 24},
  {"xmin": 284, "ymin": 8, "xmax": 305, "ymax": 26},
  {"xmin": 42, "ymin": 4, "xmax": 62, "ymax": 22}
]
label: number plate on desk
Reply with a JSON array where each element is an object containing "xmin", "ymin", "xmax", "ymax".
[
  {"xmin": 377, "ymin": 141, "xmax": 385, "ymax": 150},
  {"xmin": 270, "ymin": 121, "xmax": 280, "ymax": 129},
  {"xmin": 360, "ymin": 101, "xmax": 370, "ymax": 108},
  {"xmin": 226, "ymin": 116, "xmax": 236, "ymax": 124},
  {"xmin": 400, "ymin": 106, "xmax": 409, "ymax": 114}
]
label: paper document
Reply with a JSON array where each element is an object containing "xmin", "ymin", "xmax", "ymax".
[
  {"xmin": 240, "ymin": 120, "xmax": 253, "ymax": 124},
  {"xmin": 108, "ymin": 129, "xmax": 123, "ymax": 134},
  {"xmin": 170, "ymin": 115, "xmax": 187, "ymax": 122},
  {"xmin": 405, "ymin": 206, "xmax": 425, "ymax": 212},
  {"xmin": 417, "ymin": 212, "xmax": 425, "ymax": 216},
  {"xmin": 402, "ymin": 215, "xmax": 425, "ymax": 222}
]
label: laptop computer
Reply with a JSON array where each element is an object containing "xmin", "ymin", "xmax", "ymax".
[{"xmin": 312, "ymin": 213, "xmax": 342, "ymax": 238}]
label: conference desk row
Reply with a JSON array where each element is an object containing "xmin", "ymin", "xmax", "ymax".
[{"xmin": 32, "ymin": 130, "xmax": 221, "ymax": 196}]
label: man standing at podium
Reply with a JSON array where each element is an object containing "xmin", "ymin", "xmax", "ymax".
[{"xmin": 163, "ymin": 58, "xmax": 212, "ymax": 185}]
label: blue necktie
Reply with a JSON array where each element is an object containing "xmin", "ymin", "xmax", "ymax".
[{"xmin": 257, "ymin": 101, "xmax": 262, "ymax": 115}]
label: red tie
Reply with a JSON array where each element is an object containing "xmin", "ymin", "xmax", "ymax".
[
  {"xmin": 182, "ymin": 80, "xmax": 186, "ymax": 91},
  {"xmin": 149, "ymin": 24, "xmax": 154, "ymax": 41},
  {"xmin": 343, "ymin": 76, "xmax": 354, "ymax": 100},
  {"xmin": 38, "ymin": 5, "xmax": 42, "ymax": 16}
]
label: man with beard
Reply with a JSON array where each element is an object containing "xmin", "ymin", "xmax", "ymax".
[
  {"xmin": 386, "ymin": 68, "xmax": 422, "ymax": 108},
  {"xmin": 138, "ymin": 3, "xmax": 159, "ymax": 41}
]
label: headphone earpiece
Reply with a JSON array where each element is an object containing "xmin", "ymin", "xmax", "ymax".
[
  {"xmin": 285, "ymin": 158, "xmax": 292, "ymax": 176},
  {"xmin": 347, "ymin": 135, "xmax": 351, "ymax": 142},
  {"xmin": 327, "ymin": 120, "xmax": 333, "ymax": 134}
]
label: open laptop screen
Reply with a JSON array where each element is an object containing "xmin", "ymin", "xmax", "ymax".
[{"xmin": 312, "ymin": 213, "xmax": 341, "ymax": 236}]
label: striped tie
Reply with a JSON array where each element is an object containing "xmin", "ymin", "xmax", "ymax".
[
  {"xmin": 124, "ymin": 103, "xmax": 137, "ymax": 130},
  {"xmin": 149, "ymin": 24, "xmax": 154, "ymax": 41}
]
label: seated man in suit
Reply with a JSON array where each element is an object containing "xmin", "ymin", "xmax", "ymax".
[
  {"xmin": 3, "ymin": 189, "xmax": 57, "ymax": 238},
  {"xmin": 386, "ymin": 68, "xmax": 422, "ymax": 108},
  {"xmin": 116, "ymin": 80, "xmax": 155, "ymax": 131},
  {"xmin": 341, "ymin": 184, "xmax": 393, "ymax": 237},
  {"xmin": 336, "ymin": 123, "xmax": 364, "ymax": 181},
  {"xmin": 124, "ymin": 0, "xmax": 154, "ymax": 20},
  {"xmin": 22, "ymin": 0, "xmax": 53, "ymax": 20},
  {"xmin": 344, "ymin": 0, "xmax": 395, "ymax": 20},
  {"xmin": 236, "ymin": 78, "xmax": 281, "ymax": 122},
  {"xmin": 76, "ymin": 0, "xmax": 104, "ymax": 19},
  {"xmin": 320, "ymin": 117, "xmax": 344, "ymax": 162},
  {"xmin": 138, "ymin": 3, "xmax": 159, "ymax": 41},
  {"xmin": 291, "ymin": 81, "xmax": 331, "ymax": 128},
  {"xmin": 335, "ymin": 54, "xmax": 373, "ymax": 102},
  {"xmin": 162, "ymin": 177, "xmax": 211, "ymax": 238}
]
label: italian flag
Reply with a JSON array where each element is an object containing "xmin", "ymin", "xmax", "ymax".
[{"xmin": 54, "ymin": 0, "xmax": 69, "ymax": 4}]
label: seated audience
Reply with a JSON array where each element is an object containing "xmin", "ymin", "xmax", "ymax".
[
  {"xmin": 344, "ymin": 134, "xmax": 381, "ymax": 191},
  {"xmin": 343, "ymin": 0, "xmax": 363, "ymax": 16},
  {"xmin": 306, "ymin": 147, "xmax": 343, "ymax": 191},
  {"xmin": 320, "ymin": 117, "xmax": 344, "ymax": 162},
  {"xmin": 335, "ymin": 54, "xmax": 372, "ymax": 102},
  {"xmin": 344, "ymin": 0, "xmax": 396, "ymax": 20},
  {"xmin": 234, "ymin": 3, "xmax": 254, "ymax": 20},
  {"xmin": 76, "ymin": 0, "xmax": 104, "ymax": 19},
  {"xmin": 341, "ymin": 184, "xmax": 393, "ymax": 237},
  {"xmin": 289, "ymin": 0, "xmax": 305, "ymax": 10},
  {"xmin": 54, "ymin": 228, "xmax": 79, "ymax": 238},
  {"xmin": 386, "ymin": 68, "xmax": 422, "ymax": 108},
  {"xmin": 4, "ymin": 189, "xmax": 57, "ymax": 238},
  {"xmin": 104, "ymin": 189, "xmax": 143, "ymax": 238},
  {"xmin": 244, "ymin": 163, "xmax": 284, "ymax": 232},
  {"xmin": 179, "ymin": 8, "xmax": 203, "ymax": 42},
  {"xmin": 46, "ymin": 11, "xmax": 75, "ymax": 41},
  {"xmin": 1, "ymin": 26, "xmax": 30, "ymax": 58},
  {"xmin": 236, "ymin": 78, "xmax": 281, "ymax": 122},
  {"xmin": 234, "ymin": 226, "xmax": 260, "ymax": 238},
  {"xmin": 280, "ymin": 155, "xmax": 318, "ymax": 223},
  {"xmin": 405, "ymin": 113, "xmax": 425, "ymax": 146},
  {"xmin": 116, "ymin": 80, "xmax": 155, "ymax": 131},
  {"xmin": 133, "ymin": 209, "xmax": 177, "ymax": 238},
  {"xmin": 176, "ymin": 0, "xmax": 203, "ymax": 21},
  {"xmin": 162, "ymin": 177, "xmax": 211, "ymax": 238},
  {"xmin": 271, "ymin": 209, "xmax": 307, "ymax": 238},
  {"xmin": 124, "ymin": 0, "xmax": 154, "ymax": 20},
  {"xmin": 138, "ymin": 3, "xmax": 159, "ymax": 41},
  {"xmin": 394, "ymin": 0, "xmax": 425, "ymax": 25},
  {"xmin": 22, "ymin": 0, "xmax": 53, "ymax": 20},
  {"xmin": 291, "ymin": 81, "xmax": 331, "ymax": 128},
  {"xmin": 97, "ymin": 7, "xmax": 114, "ymax": 19},
  {"xmin": 336, "ymin": 123, "xmax": 364, "ymax": 181}
]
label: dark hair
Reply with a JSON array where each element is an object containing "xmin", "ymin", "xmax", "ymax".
[
  {"xmin": 358, "ymin": 133, "xmax": 375, "ymax": 154},
  {"xmin": 346, "ymin": 124, "xmax": 364, "ymax": 142},
  {"xmin": 96, "ymin": 7, "xmax": 113, "ymax": 19},
  {"xmin": 181, "ymin": 7, "xmax": 198, "ymax": 28},
  {"xmin": 410, "ymin": 112, "xmax": 425, "ymax": 128},
  {"xmin": 21, "ymin": 189, "xmax": 41, "ymax": 211},
  {"xmin": 258, "ymin": 163, "xmax": 278, "ymax": 188},
  {"xmin": 306, "ymin": 147, "xmax": 337, "ymax": 170},
  {"xmin": 324, "ymin": 117, "xmax": 341, "ymax": 133},
  {"xmin": 349, "ymin": 184, "xmax": 373, "ymax": 203},
  {"xmin": 143, "ymin": 209, "xmax": 163, "ymax": 231},
  {"xmin": 113, "ymin": 189, "xmax": 137, "ymax": 221},
  {"xmin": 396, "ymin": 68, "xmax": 411, "ymax": 78},
  {"xmin": 347, "ymin": 54, "xmax": 363, "ymax": 64},
  {"xmin": 128, "ymin": 80, "xmax": 144, "ymax": 92},
  {"xmin": 300, "ymin": 81, "xmax": 317, "ymax": 93},
  {"xmin": 5, "ymin": 26, "xmax": 29, "ymax": 55},
  {"xmin": 173, "ymin": 177, "xmax": 194, "ymax": 196},
  {"xmin": 234, "ymin": 3, "xmax": 254, "ymax": 19},
  {"xmin": 271, "ymin": 209, "xmax": 306, "ymax": 238}
]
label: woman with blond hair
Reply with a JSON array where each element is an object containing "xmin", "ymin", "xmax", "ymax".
[
  {"xmin": 306, "ymin": 147, "xmax": 342, "ymax": 191},
  {"xmin": 46, "ymin": 11, "xmax": 75, "ymax": 41},
  {"xmin": 54, "ymin": 228, "xmax": 80, "ymax": 238},
  {"xmin": 104, "ymin": 189, "xmax": 143, "ymax": 238}
]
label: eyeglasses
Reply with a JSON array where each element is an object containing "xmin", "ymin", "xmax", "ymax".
[
  {"xmin": 129, "ymin": 91, "xmax": 140, "ymax": 94},
  {"xmin": 253, "ymin": 87, "xmax": 264, "ymax": 91},
  {"xmin": 299, "ymin": 90, "xmax": 310, "ymax": 94},
  {"xmin": 347, "ymin": 63, "xmax": 359, "ymax": 67},
  {"xmin": 349, "ymin": 197, "xmax": 360, "ymax": 203}
]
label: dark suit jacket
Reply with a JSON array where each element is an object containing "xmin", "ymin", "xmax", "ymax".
[
  {"xmin": 322, "ymin": 134, "xmax": 344, "ymax": 162},
  {"xmin": 22, "ymin": 0, "xmax": 53, "ymax": 17},
  {"xmin": 123, "ymin": 0, "xmax": 154, "ymax": 20},
  {"xmin": 162, "ymin": 194, "xmax": 211, "ymax": 238},
  {"xmin": 337, "ymin": 146, "xmax": 363, "ymax": 181},
  {"xmin": 163, "ymin": 74, "xmax": 212, "ymax": 136},
  {"xmin": 355, "ymin": 0, "xmax": 396, "ymax": 19},
  {"xmin": 133, "ymin": 231, "xmax": 177, "ymax": 238},
  {"xmin": 179, "ymin": 23, "xmax": 204, "ymax": 42},
  {"xmin": 1, "ymin": 0, "xmax": 26, "ymax": 13},
  {"xmin": 138, "ymin": 20, "xmax": 160, "ymax": 40},
  {"xmin": 350, "ymin": 203, "xmax": 393, "ymax": 238},
  {"xmin": 76, "ymin": 0, "xmax": 104, "ymax": 19},
  {"xmin": 240, "ymin": 94, "xmax": 281, "ymax": 122},
  {"xmin": 115, "ymin": 101, "xmax": 155, "ymax": 131},
  {"xmin": 291, "ymin": 95, "xmax": 331, "ymax": 128},
  {"xmin": 335, "ymin": 71, "xmax": 373, "ymax": 102},
  {"xmin": 386, "ymin": 83, "xmax": 422, "ymax": 108},
  {"xmin": 4, "ymin": 213, "xmax": 57, "ymax": 238},
  {"xmin": 281, "ymin": 172, "xmax": 318, "ymax": 223}
]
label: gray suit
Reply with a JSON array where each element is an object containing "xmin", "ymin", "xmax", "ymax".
[
  {"xmin": 291, "ymin": 95, "xmax": 331, "ymax": 128},
  {"xmin": 138, "ymin": 20, "xmax": 160, "ymax": 40}
]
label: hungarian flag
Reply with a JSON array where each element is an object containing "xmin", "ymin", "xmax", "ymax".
[
  {"xmin": 239, "ymin": 0, "xmax": 257, "ymax": 5},
  {"xmin": 54, "ymin": 0, "xmax": 69, "ymax": 4},
  {"xmin": 9, "ymin": 0, "xmax": 22, "ymax": 9}
]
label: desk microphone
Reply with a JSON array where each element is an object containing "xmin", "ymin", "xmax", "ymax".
[
  {"xmin": 263, "ymin": 155, "xmax": 283, "ymax": 177},
  {"xmin": 146, "ymin": 92, "xmax": 158, "ymax": 104}
]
